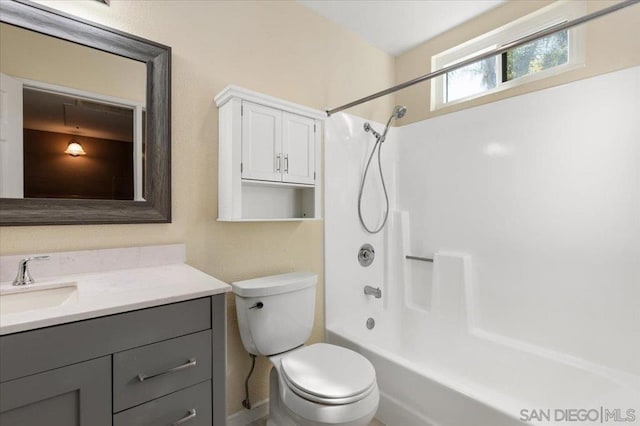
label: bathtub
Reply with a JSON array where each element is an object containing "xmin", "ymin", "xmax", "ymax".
[
  {"xmin": 324, "ymin": 109, "xmax": 640, "ymax": 426},
  {"xmin": 323, "ymin": 208, "xmax": 640, "ymax": 426},
  {"xmin": 327, "ymin": 312, "xmax": 640, "ymax": 426}
]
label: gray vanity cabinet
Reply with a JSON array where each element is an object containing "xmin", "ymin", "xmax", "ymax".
[
  {"xmin": 0, "ymin": 295, "xmax": 227, "ymax": 426},
  {"xmin": 0, "ymin": 356, "xmax": 111, "ymax": 426}
]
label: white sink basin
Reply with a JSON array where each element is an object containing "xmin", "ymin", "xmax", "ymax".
[{"xmin": 0, "ymin": 283, "xmax": 78, "ymax": 315}]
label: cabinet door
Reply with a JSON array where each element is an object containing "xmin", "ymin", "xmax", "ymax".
[
  {"xmin": 241, "ymin": 101, "xmax": 282, "ymax": 182},
  {"xmin": 282, "ymin": 112, "xmax": 315, "ymax": 185},
  {"xmin": 0, "ymin": 356, "xmax": 111, "ymax": 426}
]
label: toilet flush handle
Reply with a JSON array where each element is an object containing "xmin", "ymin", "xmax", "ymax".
[{"xmin": 249, "ymin": 302, "xmax": 264, "ymax": 310}]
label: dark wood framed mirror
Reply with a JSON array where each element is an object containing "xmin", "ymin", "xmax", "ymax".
[{"xmin": 0, "ymin": 0, "xmax": 171, "ymax": 225}]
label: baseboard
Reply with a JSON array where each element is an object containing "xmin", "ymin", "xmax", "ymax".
[
  {"xmin": 377, "ymin": 391, "xmax": 438, "ymax": 426},
  {"xmin": 227, "ymin": 399, "xmax": 269, "ymax": 426}
]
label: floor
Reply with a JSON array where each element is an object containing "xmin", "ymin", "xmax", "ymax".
[{"xmin": 248, "ymin": 418, "xmax": 385, "ymax": 426}]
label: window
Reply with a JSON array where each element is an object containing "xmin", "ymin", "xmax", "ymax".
[{"xmin": 432, "ymin": 1, "xmax": 585, "ymax": 110}]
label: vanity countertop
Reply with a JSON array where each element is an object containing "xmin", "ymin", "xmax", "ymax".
[{"xmin": 0, "ymin": 263, "xmax": 230, "ymax": 335}]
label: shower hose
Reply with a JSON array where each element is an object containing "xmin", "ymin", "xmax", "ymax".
[{"xmin": 357, "ymin": 135, "xmax": 389, "ymax": 234}]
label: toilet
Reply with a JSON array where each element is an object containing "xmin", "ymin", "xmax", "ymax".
[{"xmin": 232, "ymin": 272, "xmax": 379, "ymax": 426}]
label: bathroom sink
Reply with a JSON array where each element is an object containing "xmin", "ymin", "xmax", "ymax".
[{"xmin": 0, "ymin": 283, "xmax": 78, "ymax": 315}]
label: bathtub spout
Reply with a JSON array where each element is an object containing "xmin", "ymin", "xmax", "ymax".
[{"xmin": 364, "ymin": 285, "xmax": 382, "ymax": 299}]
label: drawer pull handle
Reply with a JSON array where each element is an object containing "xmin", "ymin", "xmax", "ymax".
[
  {"xmin": 171, "ymin": 409, "xmax": 197, "ymax": 425},
  {"xmin": 137, "ymin": 358, "xmax": 197, "ymax": 382}
]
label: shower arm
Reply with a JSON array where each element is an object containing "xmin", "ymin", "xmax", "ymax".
[{"xmin": 325, "ymin": 0, "xmax": 640, "ymax": 117}]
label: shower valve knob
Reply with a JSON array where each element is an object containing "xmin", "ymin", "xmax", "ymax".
[{"xmin": 358, "ymin": 243, "xmax": 375, "ymax": 267}]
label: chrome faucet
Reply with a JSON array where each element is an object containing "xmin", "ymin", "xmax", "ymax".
[
  {"xmin": 363, "ymin": 285, "xmax": 382, "ymax": 299},
  {"xmin": 13, "ymin": 256, "xmax": 50, "ymax": 286}
]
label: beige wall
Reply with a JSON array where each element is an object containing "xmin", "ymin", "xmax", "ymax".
[
  {"xmin": 0, "ymin": 22, "xmax": 146, "ymax": 103},
  {"xmin": 5, "ymin": 0, "xmax": 635, "ymax": 418},
  {"xmin": 0, "ymin": 0, "xmax": 394, "ymax": 416},
  {"xmin": 395, "ymin": 0, "xmax": 640, "ymax": 125}
]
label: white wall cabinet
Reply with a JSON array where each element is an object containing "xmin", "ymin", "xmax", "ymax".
[
  {"xmin": 282, "ymin": 112, "xmax": 315, "ymax": 185},
  {"xmin": 240, "ymin": 102, "xmax": 316, "ymax": 186},
  {"xmin": 215, "ymin": 86, "xmax": 323, "ymax": 221},
  {"xmin": 241, "ymin": 101, "xmax": 282, "ymax": 182}
]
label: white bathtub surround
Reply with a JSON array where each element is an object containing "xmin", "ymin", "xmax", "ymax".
[
  {"xmin": 325, "ymin": 67, "xmax": 640, "ymax": 425},
  {"xmin": 0, "ymin": 244, "xmax": 230, "ymax": 334},
  {"xmin": 324, "ymin": 112, "xmax": 398, "ymax": 322},
  {"xmin": 395, "ymin": 216, "xmax": 474, "ymax": 328},
  {"xmin": 431, "ymin": 252, "xmax": 471, "ymax": 328},
  {"xmin": 396, "ymin": 66, "xmax": 640, "ymax": 375}
]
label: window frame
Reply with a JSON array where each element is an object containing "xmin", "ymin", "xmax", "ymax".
[{"xmin": 431, "ymin": 0, "xmax": 586, "ymax": 111}]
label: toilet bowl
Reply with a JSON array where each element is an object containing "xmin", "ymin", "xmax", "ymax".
[
  {"xmin": 231, "ymin": 272, "xmax": 379, "ymax": 426},
  {"xmin": 268, "ymin": 344, "xmax": 379, "ymax": 426}
]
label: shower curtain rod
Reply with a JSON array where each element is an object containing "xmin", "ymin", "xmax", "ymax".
[{"xmin": 326, "ymin": 0, "xmax": 640, "ymax": 117}]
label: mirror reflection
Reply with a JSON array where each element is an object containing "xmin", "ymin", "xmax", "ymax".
[{"xmin": 0, "ymin": 23, "xmax": 147, "ymax": 201}]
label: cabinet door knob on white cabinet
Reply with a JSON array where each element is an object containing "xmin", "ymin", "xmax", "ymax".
[{"xmin": 214, "ymin": 85, "xmax": 324, "ymax": 221}]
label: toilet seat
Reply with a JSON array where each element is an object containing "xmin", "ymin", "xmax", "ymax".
[
  {"xmin": 280, "ymin": 343, "xmax": 377, "ymax": 405},
  {"xmin": 282, "ymin": 368, "xmax": 377, "ymax": 405}
]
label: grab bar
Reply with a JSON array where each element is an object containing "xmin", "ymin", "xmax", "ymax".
[{"xmin": 405, "ymin": 255, "xmax": 433, "ymax": 263}]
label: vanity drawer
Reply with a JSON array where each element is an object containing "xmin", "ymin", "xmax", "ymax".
[
  {"xmin": 0, "ymin": 298, "xmax": 211, "ymax": 383},
  {"xmin": 113, "ymin": 330, "xmax": 212, "ymax": 412},
  {"xmin": 113, "ymin": 380, "xmax": 212, "ymax": 426}
]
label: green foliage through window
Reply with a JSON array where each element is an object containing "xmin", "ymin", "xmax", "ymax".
[
  {"xmin": 444, "ymin": 30, "xmax": 569, "ymax": 103},
  {"xmin": 503, "ymin": 30, "xmax": 568, "ymax": 81},
  {"xmin": 445, "ymin": 57, "xmax": 497, "ymax": 103}
]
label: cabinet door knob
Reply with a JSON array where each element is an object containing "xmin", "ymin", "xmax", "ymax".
[
  {"xmin": 276, "ymin": 154, "xmax": 281, "ymax": 172},
  {"xmin": 284, "ymin": 155, "xmax": 289, "ymax": 173}
]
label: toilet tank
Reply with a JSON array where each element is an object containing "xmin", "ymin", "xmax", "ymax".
[{"xmin": 232, "ymin": 272, "xmax": 317, "ymax": 356}]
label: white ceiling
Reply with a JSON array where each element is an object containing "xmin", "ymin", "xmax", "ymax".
[
  {"xmin": 24, "ymin": 89, "xmax": 134, "ymax": 142},
  {"xmin": 298, "ymin": 0, "xmax": 506, "ymax": 56}
]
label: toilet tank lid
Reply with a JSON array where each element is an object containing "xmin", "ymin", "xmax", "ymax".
[{"xmin": 232, "ymin": 272, "xmax": 317, "ymax": 297}]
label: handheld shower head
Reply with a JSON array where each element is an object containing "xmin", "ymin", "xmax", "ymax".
[
  {"xmin": 363, "ymin": 105, "xmax": 407, "ymax": 143},
  {"xmin": 392, "ymin": 105, "xmax": 407, "ymax": 120},
  {"xmin": 380, "ymin": 105, "xmax": 407, "ymax": 142}
]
